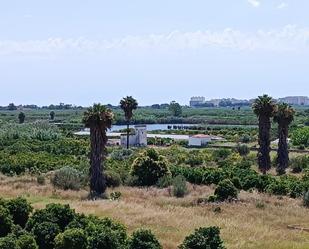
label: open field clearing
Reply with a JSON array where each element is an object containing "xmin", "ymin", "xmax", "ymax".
[{"xmin": 1, "ymin": 175, "xmax": 308, "ymax": 249}]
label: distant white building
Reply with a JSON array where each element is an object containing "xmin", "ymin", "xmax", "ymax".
[
  {"xmin": 189, "ymin": 134, "xmax": 212, "ymax": 147},
  {"xmin": 121, "ymin": 125, "xmax": 147, "ymax": 147},
  {"xmin": 278, "ymin": 96, "xmax": 309, "ymax": 106},
  {"xmin": 190, "ymin": 96, "xmax": 205, "ymax": 107}
]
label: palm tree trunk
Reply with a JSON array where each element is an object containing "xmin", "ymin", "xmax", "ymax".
[
  {"xmin": 89, "ymin": 126, "xmax": 106, "ymax": 198},
  {"xmin": 258, "ymin": 116, "xmax": 271, "ymax": 174},
  {"xmin": 277, "ymin": 124, "xmax": 289, "ymax": 175},
  {"xmin": 126, "ymin": 121, "xmax": 130, "ymax": 149}
]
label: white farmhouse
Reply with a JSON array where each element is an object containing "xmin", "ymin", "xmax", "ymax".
[
  {"xmin": 120, "ymin": 125, "xmax": 147, "ymax": 147},
  {"xmin": 188, "ymin": 134, "xmax": 211, "ymax": 147}
]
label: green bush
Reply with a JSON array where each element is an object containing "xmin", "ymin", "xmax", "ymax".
[
  {"xmin": 128, "ymin": 229, "xmax": 162, "ymax": 249},
  {"xmin": 303, "ymin": 191, "xmax": 309, "ymax": 208},
  {"xmin": 0, "ymin": 206, "xmax": 13, "ymax": 237},
  {"xmin": 235, "ymin": 144, "xmax": 250, "ymax": 156},
  {"xmin": 105, "ymin": 170, "xmax": 122, "ymax": 188},
  {"xmin": 36, "ymin": 175, "xmax": 45, "ymax": 185},
  {"xmin": 290, "ymin": 155, "xmax": 309, "ymax": 173},
  {"xmin": 131, "ymin": 149, "xmax": 170, "ymax": 186},
  {"xmin": 156, "ymin": 175, "xmax": 173, "ymax": 188},
  {"xmin": 214, "ymin": 180, "xmax": 238, "ymax": 201},
  {"xmin": 32, "ymin": 222, "xmax": 61, "ymax": 249},
  {"xmin": 266, "ymin": 181, "xmax": 289, "ymax": 196},
  {"xmin": 6, "ymin": 197, "xmax": 33, "ymax": 228},
  {"xmin": 172, "ymin": 175, "xmax": 188, "ymax": 198},
  {"xmin": 26, "ymin": 204, "xmax": 76, "ymax": 231},
  {"xmin": 51, "ymin": 167, "xmax": 87, "ymax": 191},
  {"xmin": 291, "ymin": 127, "xmax": 309, "ymax": 147},
  {"xmin": 88, "ymin": 227, "xmax": 122, "ymax": 249},
  {"xmin": 0, "ymin": 235, "xmax": 18, "ymax": 249},
  {"xmin": 179, "ymin": 226, "xmax": 225, "ymax": 249},
  {"xmin": 17, "ymin": 234, "xmax": 39, "ymax": 249},
  {"xmin": 54, "ymin": 229, "xmax": 88, "ymax": 249},
  {"xmin": 110, "ymin": 149, "xmax": 133, "ymax": 161}
]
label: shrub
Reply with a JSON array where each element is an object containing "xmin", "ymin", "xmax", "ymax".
[
  {"xmin": 236, "ymin": 144, "xmax": 250, "ymax": 156},
  {"xmin": 131, "ymin": 149, "xmax": 170, "ymax": 186},
  {"xmin": 88, "ymin": 227, "xmax": 122, "ymax": 249},
  {"xmin": 0, "ymin": 206, "xmax": 13, "ymax": 237},
  {"xmin": 303, "ymin": 191, "xmax": 309, "ymax": 208},
  {"xmin": 214, "ymin": 180, "xmax": 238, "ymax": 201},
  {"xmin": 172, "ymin": 175, "xmax": 188, "ymax": 198},
  {"xmin": 266, "ymin": 181, "xmax": 289, "ymax": 196},
  {"xmin": 17, "ymin": 234, "xmax": 39, "ymax": 249},
  {"xmin": 0, "ymin": 235, "xmax": 18, "ymax": 249},
  {"xmin": 6, "ymin": 197, "xmax": 33, "ymax": 228},
  {"xmin": 110, "ymin": 149, "xmax": 133, "ymax": 161},
  {"xmin": 110, "ymin": 192, "xmax": 122, "ymax": 201},
  {"xmin": 128, "ymin": 229, "xmax": 162, "ymax": 249},
  {"xmin": 26, "ymin": 203, "xmax": 76, "ymax": 231},
  {"xmin": 32, "ymin": 222, "xmax": 61, "ymax": 249},
  {"xmin": 240, "ymin": 134, "xmax": 251, "ymax": 143},
  {"xmin": 36, "ymin": 175, "xmax": 45, "ymax": 185},
  {"xmin": 290, "ymin": 155, "xmax": 309, "ymax": 173},
  {"xmin": 156, "ymin": 175, "xmax": 173, "ymax": 188},
  {"xmin": 54, "ymin": 229, "xmax": 88, "ymax": 249},
  {"xmin": 105, "ymin": 170, "xmax": 122, "ymax": 188},
  {"xmin": 51, "ymin": 167, "xmax": 86, "ymax": 191},
  {"xmin": 179, "ymin": 226, "xmax": 225, "ymax": 249}
]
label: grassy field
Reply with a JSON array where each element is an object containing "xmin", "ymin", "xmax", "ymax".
[{"xmin": 1, "ymin": 174, "xmax": 308, "ymax": 249}]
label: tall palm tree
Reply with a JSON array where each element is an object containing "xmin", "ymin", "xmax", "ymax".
[
  {"xmin": 252, "ymin": 95, "xmax": 277, "ymax": 174},
  {"xmin": 83, "ymin": 103, "xmax": 113, "ymax": 198},
  {"xmin": 273, "ymin": 103, "xmax": 295, "ymax": 175},
  {"xmin": 120, "ymin": 96, "xmax": 138, "ymax": 149}
]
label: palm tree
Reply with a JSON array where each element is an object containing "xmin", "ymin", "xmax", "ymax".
[
  {"xmin": 273, "ymin": 103, "xmax": 295, "ymax": 175},
  {"xmin": 252, "ymin": 95, "xmax": 277, "ymax": 174},
  {"xmin": 83, "ymin": 103, "xmax": 113, "ymax": 198},
  {"xmin": 120, "ymin": 96, "xmax": 138, "ymax": 149}
]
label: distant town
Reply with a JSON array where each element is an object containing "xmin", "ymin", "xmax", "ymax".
[{"xmin": 189, "ymin": 96, "xmax": 309, "ymax": 107}]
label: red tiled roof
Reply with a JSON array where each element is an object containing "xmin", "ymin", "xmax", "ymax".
[{"xmin": 191, "ymin": 134, "xmax": 211, "ymax": 138}]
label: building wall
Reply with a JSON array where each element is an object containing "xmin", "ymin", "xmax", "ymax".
[
  {"xmin": 189, "ymin": 137, "xmax": 211, "ymax": 147},
  {"xmin": 120, "ymin": 125, "xmax": 147, "ymax": 147}
]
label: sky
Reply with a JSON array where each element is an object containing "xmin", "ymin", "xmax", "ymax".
[{"xmin": 0, "ymin": 0, "xmax": 308, "ymax": 106}]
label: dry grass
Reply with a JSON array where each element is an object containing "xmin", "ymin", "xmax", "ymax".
[{"xmin": 0, "ymin": 175, "xmax": 308, "ymax": 249}]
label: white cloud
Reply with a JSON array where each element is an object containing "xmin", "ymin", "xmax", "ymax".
[
  {"xmin": 247, "ymin": 0, "xmax": 260, "ymax": 7},
  {"xmin": 0, "ymin": 25, "xmax": 309, "ymax": 56},
  {"xmin": 277, "ymin": 2, "xmax": 288, "ymax": 9}
]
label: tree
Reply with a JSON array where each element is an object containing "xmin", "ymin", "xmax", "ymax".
[
  {"xmin": 83, "ymin": 104, "xmax": 113, "ymax": 198},
  {"xmin": 120, "ymin": 96, "xmax": 138, "ymax": 149},
  {"xmin": 169, "ymin": 101, "xmax": 182, "ymax": 116},
  {"xmin": 252, "ymin": 95, "xmax": 277, "ymax": 174},
  {"xmin": 8, "ymin": 103, "xmax": 17, "ymax": 111},
  {"xmin": 50, "ymin": 111, "xmax": 55, "ymax": 120},
  {"xmin": 18, "ymin": 112, "xmax": 26, "ymax": 124},
  {"xmin": 273, "ymin": 103, "xmax": 295, "ymax": 175}
]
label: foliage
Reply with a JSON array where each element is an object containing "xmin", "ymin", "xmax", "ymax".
[
  {"xmin": 235, "ymin": 144, "xmax": 250, "ymax": 156},
  {"xmin": 17, "ymin": 234, "xmax": 39, "ymax": 249},
  {"xmin": 172, "ymin": 175, "xmax": 188, "ymax": 198},
  {"xmin": 0, "ymin": 235, "xmax": 18, "ymax": 249},
  {"xmin": 36, "ymin": 175, "xmax": 45, "ymax": 185},
  {"xmin": 54, "ymin": 229, "xmax": 88, "ymax": 249},
  {"xmin": 51, "ymin": 167, "xmax": 87, "ymax": 191},
  {"xmin": 0, "ymin": 206, "xmax": 13, "ymax": 237},
  {"xmin": 156, "ymin": 175, "xmax": 173, "ymax": 188},
  {"xmin": 6, "ymin": 197, "xmax": 33, "ymax": 228},
  {"xmin": 26, "ymin": 204, "xmax": 76, "ymax": 232},
  {"xmin": 214, "ymin": 179, "xmax": 238, "ymax": 201},
  {"xmin": 291, "ymin": 126, "xmax": 309, "ymax": 147},
  {"xmin": 169, "ymin": 101, "xmax": 182, "ymax": 117},
  {"xmin": 105, "ymin": 170, "xmax": 122, "ymax": 188},
  {"xmin": 179, "ymin": 226, "xmax": 225, "ymax": 249},
  {"xmin": 128, "ymin": 229, "xmax": 162, "ymax": 249},
  {"xmin": 303, "ymin": 191, "xmax": 309, "ymax": 208},
  {"xmin": 32, "ymin": 222, "xmax": 61, "ymax": 249},
  {"xmin": 290, "ymin": 155, "xmax": 309, "ymax": 173},
  {"xmin": 131, "ymin": 148, "xmax": 170, "ymax": 186}
]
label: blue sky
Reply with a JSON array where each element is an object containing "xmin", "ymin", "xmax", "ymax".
[{"xmin": 0, "ymin": 0, "xmax": 308, "ymax": 106}]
